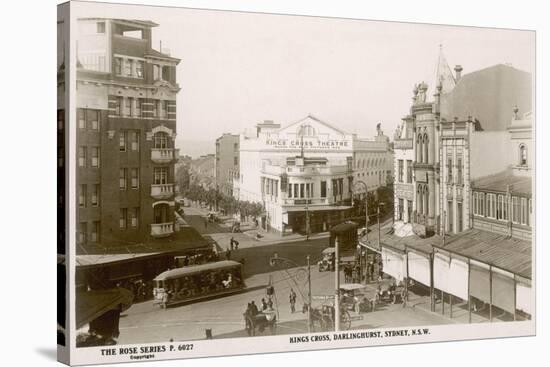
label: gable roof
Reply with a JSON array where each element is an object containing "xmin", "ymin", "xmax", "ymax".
[
  {"xmin": 278, "ymin": 114, "xmax": 349, "ymax": 136},
  {"xmin": 440, "ymin": 64, "xmax": 532, "ymax": 131}
]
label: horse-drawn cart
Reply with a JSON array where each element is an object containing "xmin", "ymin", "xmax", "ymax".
[{"xmin": 244, "ymin": 310, "xmax": 277, "ymax": 336}]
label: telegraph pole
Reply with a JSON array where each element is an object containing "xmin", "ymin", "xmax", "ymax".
[
  {"xmin": 307, "ymin": 255, "xmax": 312, "ymax": 333},
  {"xmin": 334, "ymin": 237, "xmax": 340, "ymax": 331}
]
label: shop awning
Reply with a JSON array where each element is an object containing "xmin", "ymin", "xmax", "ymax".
[
  {"xmin": 76, "ymin": 288, "xmax": 134, "ymax": 329},
  {"xmin": 284, "ymin": 205, "xmax": 352, "ymax": 213},
  {"xmin": 437, "ymin": 229, "xmax": 531, "ymax": 279}
]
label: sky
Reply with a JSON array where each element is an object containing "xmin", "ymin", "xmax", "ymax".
[{"xmin": 74, "ymin": 2, "xmax": 535, "ymax": 156}]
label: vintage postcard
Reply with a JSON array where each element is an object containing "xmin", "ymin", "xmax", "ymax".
[{"xmin": 57, "ymin": 1, "xmax": 535, "ymax": 365}]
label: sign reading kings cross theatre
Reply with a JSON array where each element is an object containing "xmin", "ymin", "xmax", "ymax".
[{"xmin": 265, "ymin": 138, "xmax": 351, "ymax": 150}]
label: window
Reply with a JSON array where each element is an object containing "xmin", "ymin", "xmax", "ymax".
[
  {"xmin": 87, "ymin": 110, "xmax": 99, "ymax": 130},
  {"xmin": 406, "ymin": 160, "xmax": 413, "ymax": 183},
  {"xmin": 129, "ymin": 131, "xmax": 140, "ymax": 151},
  {"xmin": 300, "ymin": 183, "xmax": 305, "ymax": 198},
  {"xmin": 154, "ymin": 133, "xmax": 168, "ymax": 149},
  {"xmin": 124, "ymin": 59, "xmax": 133, "ymax": 76},
  {"xmin": 423, "ymin": 134, "xmax": 429, "ymax": 163},
  {"xmin": 78, "ymin": 147, "xmax": 86, "ymax": 167},
  {"xmin": 398, "ymin": 199, "xmax": 404, "ymax": 221},
  {"xmin": 119, "ymin": 168, "xmax": 127, "ymax": 190},
  {"xmin": 234, "ymin": 157, "xmax": 238, "ymax": 166},
  {"xmin": 91, "ymin": 184, "xmax": 99, "ymax": 206},
  {"xmin": 124, "ymin": 97, "xmax": 132, "ymax": 116},
  {"xmin": 519, "ymin": 144, "xmax": 527, "ymax": 166},
  {"xmin": 159, "ymin": 100, "xmax": 165, "ymax": 118},
  {"xmin": 457, "ymin": 158, "xmax": 463, "ymax": 185},
  {"xmin": 398, "ymin": 160, "xmax": 404, "ymax": 183},
  {"xmin": 119, "ymin": 131, "xmax": 127, "ymax": 151},
  {"xmin": 153, "ymin": 64, "xmax": 161, "ymax": 80},
  {"xmin": 78, "ymin": 222, "xmax": 87, "ymax": 244},
  {"xmin": 130, "ymin": 208, "xmax": 139, "ymax": 227},
  {"xmin": 135, "ymin": 61, "xmax": 144, "ymax": 78},
  {"xmin": 294, "ymin": 184, "xmax": 299, "ymax": 198},
  {"xmin": 288, "ymin": 183, "xmax": 292, "ymax": 197},
  {"xmin": 78, "ymin": 109, "xmax": 86, "ymax": 129},
  {"xmin": 113, "ymin": 96, "xmax": 122, "ymax": 116},
  {"xmin": 119, "ymin": 208, "xmax": 127, "ymax": 229},
  {"xmin": 417, "ymin": 134, "xmax": 423, "ymax": 162},
  {"xmin": 152, "ymin": 99, "xmax": 158, "ymax": 117},
  {"xmin": 79, "ymin": 185, "xmax": 86, "ymax": 207},
  {"xmin": 91, "ymin": 147, "xmax": 100, "ymax": 167},
  {"xmin": 131, "ymin": 168, "xmax": 139, "ymax": 189},
  {"xmin": 91, "ymin": 221, "xmax": 100, "ymax": 242},
  {"xmin": 447, "ymin": 157, "xmax": 453, "ymax": 183},
  {"xmin": 114, "ymin": 57, "xmax": 122, "ymax": 75},
  {"xmin": 162, "ymin": 66, "xmax": 170, "ymax": 81},
  {"xmin": 234, "ymin": 143, "xmax": 239, "ymax": 152},
  {"xmin": 153, "ymin": 167, "xmax": 168, "ymax": 185},
  {"xmin": 135, "ymin": 98, "xmax": 142, "ymax": 117},
  {"xmin": 96, "ymin": 22, "xmax": 105, "ymax": 33}
]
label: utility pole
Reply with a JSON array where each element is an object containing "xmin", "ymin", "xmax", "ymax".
[
  {"xmin": 307, "ymin": 255, "xmax": 312, "ymax": 333},
  {"xmin": 334, "ymin": 237, "xmax": 340, "ymax": 331}
]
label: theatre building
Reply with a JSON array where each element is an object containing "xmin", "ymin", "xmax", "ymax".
[{"xmin": 236, "ymin": 115, "xmax": 393, "ymax": 235}]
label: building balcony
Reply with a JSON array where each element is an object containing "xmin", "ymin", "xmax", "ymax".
[
  {"xmin": 281, "ymin": 197, "xmax": 330, "ymax": 206},
  {"xmin": 151, "ymin": 184, "xmax": 174, "ymax": 199},
  {"xmin": 151, "ymin": 148, "xmax": 175, "ymax": 164},
  {"xmin": 150, "ymin": 222, "xmax": 174, "ymax": 238}
]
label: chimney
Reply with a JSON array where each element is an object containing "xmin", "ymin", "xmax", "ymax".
[{"xmin": 454, "ymin": 65, "xmax": 463, "ymax": 81}]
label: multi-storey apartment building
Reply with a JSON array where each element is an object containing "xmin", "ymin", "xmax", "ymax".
[
  {"xmin": 75, "ymin": 18, "xmax": 181, "ymax": 248},
  {"xmin": 215, "ymin": 134, "xmax": 240, "ymax": 196}
]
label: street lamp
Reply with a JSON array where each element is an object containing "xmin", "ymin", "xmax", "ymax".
[
  {"xmin": 353, "ymin": 180, "xmax": 369, "ymax": 241},
  {"xmin": 269, "ymin": 253, "xmax": 313, "ymax": 333},
  {"xmin": 377, "ymin": 203, "xmax": 386, "ymax": 249}
]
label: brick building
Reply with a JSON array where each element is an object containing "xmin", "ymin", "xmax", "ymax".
[{"xmin": 75, "ymin": 18, "xmax": 181, "ymax": 248}]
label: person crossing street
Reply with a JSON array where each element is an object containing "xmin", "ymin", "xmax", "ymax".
[{"xmin": 289, "ymin": 288, "xmax": 297, "ymax": 313}]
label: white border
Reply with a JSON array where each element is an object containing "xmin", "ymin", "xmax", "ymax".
[{"xmin": 1, "ymin": 1, "xmax": 548, "ymax": 367}]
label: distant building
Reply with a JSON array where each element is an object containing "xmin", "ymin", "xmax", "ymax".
[
  {"xmin": 189, "ymin": 154, "xmax": 216, "ymax": 189},
  {"xmin": 215, "ymin": 134, "xmax": 240, "ymax": 196},
  {"xmin": 74, "ymin": 18, "xmax": 181, "ymax": 247},
  {"xmin": 236, "ymin": 115, "xmax": 393, "ymax": 235}
]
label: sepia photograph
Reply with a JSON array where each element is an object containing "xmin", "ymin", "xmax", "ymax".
[{"xmin": 56, "ymin": 1, "xmax": 535, "ymax": 364}]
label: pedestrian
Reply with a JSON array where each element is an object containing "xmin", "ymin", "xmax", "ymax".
[
  {"xmin": 250, "ymin": 300, "xmax": 259, "ymax": 315},
  {"xmin": 267, "ymin": 298, "xmax": 273, "ymax": 310},
  {"xmin": 261, "ymin": 298, "xmax": 268, "ymax": 311},
  {"xmin": 289, "ymin": 288, "xmax": 297, "ymax": 313},
  {"xmin": 234, "ymin": 239, "xmax": 239, "ymax": 250},
  {"xmin": 230, "ymin": 237, "xmax": 234, "ymax": 251}
]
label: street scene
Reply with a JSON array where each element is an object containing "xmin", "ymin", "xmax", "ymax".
[{"xmin": 62, "ymin": 5, "xmax": 534, "ymax": 349}]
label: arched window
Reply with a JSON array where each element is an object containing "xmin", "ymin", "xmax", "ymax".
[
  {"xmin": 519, "ymin": 144, "xmax": 527, "ymax": 166},
  {"xmin": 417, "ymin": 134, "xmax": 423, "ymax": 162},
  {"xmin": 417, "ymin": 185, "xmax": 423, "ymax": 215},
  {"xmin": 424, "ymin": 185, "xmax": 429, "ymax": 216},
  {"xmin": 423, "ymin": 133, "xmax": 429, "ymax": 163}
]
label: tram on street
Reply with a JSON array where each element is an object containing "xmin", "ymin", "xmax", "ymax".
[{"xmin": 153, "ymin": 260, "xmax": 245, "ymax": 308}]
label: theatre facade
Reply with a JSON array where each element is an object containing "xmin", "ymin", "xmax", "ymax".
[{"xmin": 235, "ymin": 115, "xmax": 393, "ymax": 235}]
